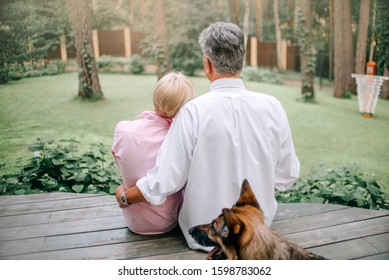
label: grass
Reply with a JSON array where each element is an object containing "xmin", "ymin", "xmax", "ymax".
[{"xmin": 1, "ymin": 72, "xmax": 389, "ymax": 187}]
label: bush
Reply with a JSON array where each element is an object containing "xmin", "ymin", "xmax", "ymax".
[
  {"xmin": 170, "ymin": 41, "xmax": 203, "ymax": 76},
  {"xmin": 129, "ymin": 54, "xmax": 144, "ymax": 74},
  {"xmin": 96, "ymin": 55, "xmax": 144, "ymax": 74},
  {"xmin": 241, "ymin": 66, "xmax": 283, "ymax": 85},
  {"xmin": 276, "ymin": 163, "xmax": 389, "ymax": 210},
  {"xmin": 0, "ymin": 138, "xmax": 121, "ymax": 195},
  {"xmin": 0, "ymin": 63, "xmax": 24, "ymax": 83}
]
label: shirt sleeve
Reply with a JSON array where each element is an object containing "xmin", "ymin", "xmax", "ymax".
[
  {"xmin": 136, "ymin": 106, "xmax": 196, "ymax": 205},
  {"xmin": 274, "ymin": 105, "xmax": 300, "ymax": 191}
]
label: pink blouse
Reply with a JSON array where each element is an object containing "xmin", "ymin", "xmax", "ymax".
[{"xmin": 112, "ymin": 111, "xmax": 182, "ymax": 234}]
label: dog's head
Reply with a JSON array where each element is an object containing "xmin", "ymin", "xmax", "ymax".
[{"xmin": 189, "ymin": 179, "xmax": 264, "ymax": 260}]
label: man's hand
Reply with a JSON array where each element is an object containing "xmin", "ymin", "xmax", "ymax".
[{"xmin": 115, "ymin": 184, "xmax": 128, "ymax": 208}]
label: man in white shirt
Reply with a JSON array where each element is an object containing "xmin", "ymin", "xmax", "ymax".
[{"xmin": 116, "ymin": 22, "xmax": 300, "ymax": 252}]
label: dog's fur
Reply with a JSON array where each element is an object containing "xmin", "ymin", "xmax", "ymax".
[{"xmin": 189, "ymin": 179, "xmax": 326, "ymax": 260}]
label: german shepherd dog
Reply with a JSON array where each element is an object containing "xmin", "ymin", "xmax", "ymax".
[{"xmin": 189, "ymin": 179, "xmax": 326, "ymax": 260}]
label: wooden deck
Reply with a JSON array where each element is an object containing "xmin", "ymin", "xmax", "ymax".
[{"xmin": 0, "ymin": 192, "xmax": 388, "ymax": 260}]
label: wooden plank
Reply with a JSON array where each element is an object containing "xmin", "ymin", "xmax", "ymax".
[
  {"xmin": 0, "ymin": 194, "xmax": 115, "ymax": 216},
  {"xmin": 275, "ymin": 203, "xmax": 348, "ymax": 221},
  {"xmin": 272, "ymin": 207, "xmax": 389, "ymax": 234},
  {"xmin": 0, "ymin": 237, "xmax": 44, "ymax": 258},
  {"xmin": 41, "ymin": 227, "xmax": 182, "ymax": 252},
  {"xmin": 0, "ymin": 212, "xmax": 51, "ymax": 229},
  {"xmin": 0, "ymin": 192, "xmax": 106, "ymax": 206},
  {"xmin": 134, "ymin": 250, "xmax": 207, "ymax": 260},
  {"xmin": 0, "ymin": 205, "xmax": 122, "ymax": 229},
  {"xmin": 364, "ymin": 232, "xmax": 389, "ymax": 253},
  {"xmin": 358, "ymin": 252, "xmax": 389, "ymax": 260},
  {"xmin": 285, "ymin": 216, "xmax": 389, "ymax": 248},
  {"xmin": 0, "ymin": 214, "xmax": 126, "ymax": 241},
  {"xmin": 308, "ymin": 235, "xmax": 388, "ymax": 260},
  {"xmin": 0, "ymin": 227, "xmax": 183, "ymax": 258},
  {"xmin": 49, "ymin": 204, "xmax": 122, "ymax": 223},
  {"xmin": 2, "ymin": 236, "xmax": 190, "ymax": 260}
]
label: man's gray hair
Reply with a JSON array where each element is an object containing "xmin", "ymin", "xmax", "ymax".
[{"xmin": 199, "ymin": 22, "xmax": 245, "ymax": 75}]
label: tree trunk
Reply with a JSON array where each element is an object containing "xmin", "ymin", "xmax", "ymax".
[
  {"xmin": 274, "ymin": 0, "xmax": 285, "ymax": 72},
  {"xmin": 293, "ymin": 0, "xmax": 299, "ymax": 33},
  {"xmin": 329, "ymin": 0, "xmax": 333, "ymax": 80},
  {"xmin": 299, "ymin": 0, "xmax": 315, "ymax": 101},
  {"xmin": 334, "ymin": 0, "xmax": 345, "ymax": 98},
  {"xmin": 69, "ymin": 0, "xmax": 103, "ymax": 100},
  {"xmin": 153, "ymin": 0, "xmax": 171, "ymax": 80},
  {"xmin": 343, "ymin": 0, "xmax": 355, "ymax": 94},
  {"xmin": 355, "ymin": 0, "xmax": 371, "ymax": 74},
  {"xmin": 229, "ymin": 0, "xmax": 240, "ymax": 25},
  {"xmin": 383, "ymin": 66, "xmax": 389, "ymax": 99},
  {"xmin": 243, "ymin": 0, "xmax": 250, "ymax": 66},
  {"xmin": 255, "ymin": 0, "xmax": 263, "ymax": 42}
]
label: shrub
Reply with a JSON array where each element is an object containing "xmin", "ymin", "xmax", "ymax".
[
  {"xmin": 170, "ymin": 41, "xmax": 203, "ymax": 76},
  {"xmin": 241, "ymin": 66, "xmax": 283, "ymax": 85},
  {"xmin": 0, "ymin": 138, "xmax": 121, "ymax": 195},
  {"xmin": 276, "ymin": 163, "xmax": 389, "ymax": 210},
  {"xmin": 129, "ymin": 54, "xmax": 144, "ymax": 74},
  {"xmin": 96, "ymin": 55, "xmax": 131, "ymax": 73}
]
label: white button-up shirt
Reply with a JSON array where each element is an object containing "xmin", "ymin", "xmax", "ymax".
[{"xmin": 137, "ymin": 78, "xmax": 300, "ymax": 250}]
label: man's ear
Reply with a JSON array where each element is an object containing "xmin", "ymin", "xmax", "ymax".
[
  {"xmin": 235, "ymin": 179, "xmax": 260, "ymax": 210},
  {"xmin": 222, "ymin": 208, "xmax": 241, "ymax": 236},
  {"xmin": 203, "ymin": 57, "xmax": 212, "ymax": 75}
]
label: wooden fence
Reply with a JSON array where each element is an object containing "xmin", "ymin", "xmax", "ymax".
[
  {"xmin": 48, "ymin": 28, "xmax": 143, "ymax": 61},
  {"xmin": 49, "ymin": 29, "xmax": 300, "ymax": 72}
]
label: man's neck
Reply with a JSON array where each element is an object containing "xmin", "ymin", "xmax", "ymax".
[{"xmin": 208, "ymin": 72, "xmax": 241, "ymax": 83}]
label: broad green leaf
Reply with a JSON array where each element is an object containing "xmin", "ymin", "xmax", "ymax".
[
  {"xmin": 41, "ymin": 180, "xmax": 58, "ymax": 189},
  {"xmin": 14, "ymin": 189, "xmax": 26, "ymax": 195},
  {"xmin": 109, "ymin": 182, "xmax": 118, "ymax": 195},
  {"xmin": 310, "ymin": 195, "xmax": 325, "ymax": 204},
  {"xmin": 333, "ymin": 191, "xmax": 345, "ymax": 197},
  {"xmin": 51, "ymin": 158, "xmax": 63, "ymax": 165},
  {"xmin": 6, "ymin": 177, "xmax": 19, "ymax": 184},
  {"xmin": 72, "ymin": 184, "xmax": 84, "ymax": 193},
  {"xmin": 27, "ymin": 144, "xmax": 42, "ymax": 152},
  {"xmin": 367, "ymin": 185, "xmax": 380, "ymax": 196}
]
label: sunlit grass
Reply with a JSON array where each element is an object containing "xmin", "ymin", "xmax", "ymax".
[{"xmin": 1, "ymin": 73, "xmax": 388, "ymax": 186}]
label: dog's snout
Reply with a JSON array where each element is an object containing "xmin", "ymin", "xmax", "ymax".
[{"xmin": 188, "ymin": 225, "xmax": 217, "ymax": 247}]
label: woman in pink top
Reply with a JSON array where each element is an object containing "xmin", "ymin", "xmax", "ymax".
[{"xmin": 112, "ymin": 72, "xmax": 195, "ymax": 234}]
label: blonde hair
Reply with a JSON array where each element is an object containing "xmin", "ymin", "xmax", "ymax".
[{"xmin": 153, "ymin": 72, "xmax": 195, "ymax": 118}]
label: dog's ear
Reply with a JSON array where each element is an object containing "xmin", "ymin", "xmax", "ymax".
[
  {"xmin": 222, "ymin": 208, "xmax": 241, "ymax": 236},
  {"xmin": 235, "ymin": 179, "xmax": 260, "ymax": 210}
]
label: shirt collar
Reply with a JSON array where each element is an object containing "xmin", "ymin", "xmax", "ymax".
[
  {"xmin": 210, "ymin": 78, "xmax": 245, "ymax": 92},
  {"xmin": 137, "ymin": 111, "xmax": 172, "ymax": 126}
]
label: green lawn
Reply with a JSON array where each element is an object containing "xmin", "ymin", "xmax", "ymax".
[{"xmin": 1, "ymin": 73, "xmax": 389, "ymax": 186}]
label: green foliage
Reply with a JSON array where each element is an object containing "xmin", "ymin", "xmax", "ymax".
[
  {"xmin": 294, "ymin": 8, "xmax": 316, "ymax": 102},
  {"xmin": 0, "ymin": 138, "xmax": 121, "ymax": 195},
  {"xmin": 169, "ymin": 27, "xmax": 203, "ymax": 76},
  {"xmin": 376, "ymin": 0, "xmax": 389, "ymax": 74},
  {"xmin": 241, "ymin": 67, "xmax": 283, "ymax": 85},
  {"xmin": 141, "ymin": 41, "xmax": 169, "ymax": 77},
  {"xmin": 129, "ymin": 54, "xmax": 144, "ymax": 74},
  {"xmin": 0, "ymin": 0, "xmax": 71, "ymax": 84},
  {"xmin": 96, "ymin": 55, "xmax": 144, "ymax": 74},
  {"xmin": 276, "ymin": 163, "xmax": 389, "ymax": 210}
]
